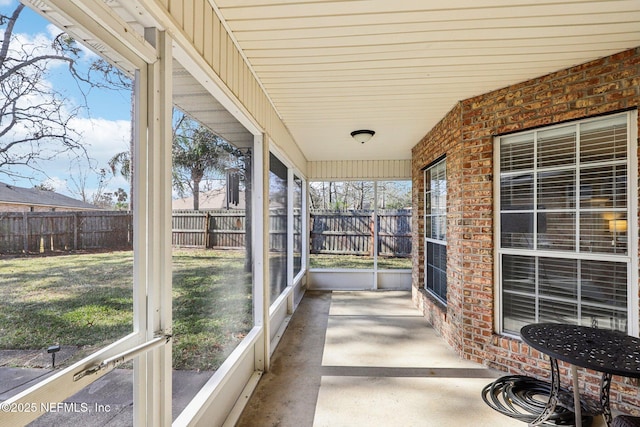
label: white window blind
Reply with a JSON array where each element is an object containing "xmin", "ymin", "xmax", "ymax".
[{"xmin": 498, "ymin": 112, "xmax": 634, "ymax": 335}]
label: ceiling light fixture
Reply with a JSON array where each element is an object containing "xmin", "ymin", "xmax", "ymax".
[{"xmin": 350, "ymin": 129, "xmax": 375, "ymax": 144}]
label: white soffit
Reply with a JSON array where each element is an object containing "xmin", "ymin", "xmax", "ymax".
[
  {"xmin": 173, "ymin": 61, "xmax": 254, "ymax": 148},
  {"xmin": 213, "ymin": 0, "xmax": 640, "ymax": 161}
]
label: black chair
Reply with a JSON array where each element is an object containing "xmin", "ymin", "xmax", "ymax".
[{"xmin": 613, "ymin": 415, "xmax": 640, "ymax": 427}]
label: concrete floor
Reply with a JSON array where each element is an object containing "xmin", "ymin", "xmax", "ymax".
[
  {"xmin": 236, "ymin": 290, "xmax": 532, "ymax": 427},
  {"xmin": 0, "ymin": 368, "xmax": 212, "ymax": 426},
  {"xmin": 1, "ymin": 290, "xmax": 611, "ymax": 426}
]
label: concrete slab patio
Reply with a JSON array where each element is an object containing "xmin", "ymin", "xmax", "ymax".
[
  {"xmin": 316, "ymin": 291, "xmax": 515, "ymax": 427},
  {"xmin": 237, "ymin": 290, "xmax": 607, "ymax": 427},
  {"xmin": 1, "ymin": 290, "xmax": 610, "ymax": 426}
]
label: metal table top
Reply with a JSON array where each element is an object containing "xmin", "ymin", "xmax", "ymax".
[{"xmin": 520, "ymin": 323, "xmax": 640, "ymax": 378}]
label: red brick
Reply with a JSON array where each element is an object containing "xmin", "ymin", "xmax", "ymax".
[{"xmin": 412, "ymin": 46, "xmax": 640, "ymax": 408}]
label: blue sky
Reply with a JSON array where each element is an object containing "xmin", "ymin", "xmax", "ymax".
[{"xmin": 0, "ymin": 0, "xmax": 132, "ymax": 202}]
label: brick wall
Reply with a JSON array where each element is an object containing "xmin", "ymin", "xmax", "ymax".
[
  {"xmin": 411, "ymin": 46, "xmax": 640, "ymax": 412},
  {"xmin": 412, "ymin": 102, "xmax": 463, "ymax": 351},
  {"xmin": 0, "ymin": 203, "xmax": 76, "ymax": 212}
]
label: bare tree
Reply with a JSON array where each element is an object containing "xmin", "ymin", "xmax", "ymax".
[
  {"xmin": 309, "ymin": 181, "xmax": 374, "ymax": 210},
  {"xmin": 378, "ymin": 181, "xmax": 412, "ymax": 209},
  {"xmin": 68, "ymin": 165, "xmax": 116, "ymax": 207},
  {"xmin": 0, "ymin": 3, "xmax": 130, "ymax": 183}
]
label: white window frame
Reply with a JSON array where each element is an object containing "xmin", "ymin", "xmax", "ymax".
[
  {"xmin": 291, "ymin": 173, "xmax": 307, "ymax": 284},
  {"xmin": 423, "ymin": 158, "xmax": 447, "ymax": 304},
  {"xmin": 494, "ymin": 110, "xmax": 639, "ymax": 337},
  {"xmin": 0, "ymin": 6, "xmax": 172, "ymax": 426}
]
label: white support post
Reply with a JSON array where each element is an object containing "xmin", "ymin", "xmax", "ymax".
[
  {"xmin": 303, "ymin": 179, "xmax": 309, "ymax": 274},
  {"xmin": 287, "ymin": 168, "xmax": 295, "ymax": 313},
  {"xmin": 373, "ymin": 181, "xmax": 379, "ymax": 289},
  {"xmin": 251, "ymin": 133, "xmax": 266, "ymax": 372},
  {"xmin": 131, "ymin": 63, "xmax": 149, "ymax": 427},
  {"xmin": 140, "ymin": 27, "xmax": 173, "ymax": 427},
  {"xmin": 261, "ymin": 135, "xmax": 271, "ymax": 371}
]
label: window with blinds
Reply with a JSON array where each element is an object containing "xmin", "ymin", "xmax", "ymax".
[
  {"xmin": 497, "ymin": 112, "xmax": 635, "ymax": 335},
  {"xmin": 424, "ymin": 159, "xmax": 447, "ymax": 303}
]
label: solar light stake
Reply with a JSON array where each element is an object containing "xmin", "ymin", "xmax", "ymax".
[{"xmin": 47, "ymin": 345, "xmax": 61, "ymax": 369}]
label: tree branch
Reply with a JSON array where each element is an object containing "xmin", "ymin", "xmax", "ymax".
[
  {"xmin": 0, "ymin": 4, "xmax": 23, "ymax": 68},
  {"xmin": 0, "ymin": 54, "xmax": 74, "ymax": 83}
]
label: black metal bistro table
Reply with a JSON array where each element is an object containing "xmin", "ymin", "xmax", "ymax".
[{"xmin": 520, "ymin": 323, "xmax": 640, "ymax": 427}]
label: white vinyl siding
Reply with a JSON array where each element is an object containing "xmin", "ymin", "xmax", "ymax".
[{"xmin": 308, "ymin": 160, "xmax": 412, "ymax": 180}]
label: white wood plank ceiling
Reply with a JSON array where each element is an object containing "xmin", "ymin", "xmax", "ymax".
[
  {"xmin": 213, "ymin": 0, "xmax": 640, "ymax": 161},
  {"xmin": 35, "ymin": 0, "xmax": 640, "ymax": 163}
]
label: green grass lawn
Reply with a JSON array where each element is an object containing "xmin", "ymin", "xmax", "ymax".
[
  {"xmin": 309, "ymin": 254, "xmax": 411, "ymax": 269},
  {"xmin": 172, "ymin": 249, "xmax": 252, "ymax": 370},
  {"xmin": 0, "ymin": 250, "xmax": 252, "ymax": 371},
  {"xmin": 0, "ymin": 252, "xmax": 134, "ymax": 352},
  {"xmin": 0, "ymin": 250, "xmax": 409, "ymax": 371}
]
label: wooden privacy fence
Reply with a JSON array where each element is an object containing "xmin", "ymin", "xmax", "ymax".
[
  {"xmin": 172, "ymin": 209, "xmax": 254, "ymax": 249},
  {"xmin": 0, "ymin": 209, "xmax": 411, "ymax": 257},
  {"xmin": 310, "ymin": 209, "xmax": 412, "ymax": 257},
  {"xmin": 0, "ymin": 211, "xmax": 132, "ymax": 254},
  {"xmin": 173, "ymin": 209, "xmax": 297, "ymax": 252},
  {"xmin": 377, "ymin": 209, "xmax": 412, "ymax": 257},
  {"xmin": 172, "ymin": 209, "xmax": 247, "ymax": 248}
]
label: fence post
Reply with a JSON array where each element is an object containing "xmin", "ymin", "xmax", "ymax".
[
  {"xmin": 74, "ymin": 213, "xmax": 79, "ymax": 251},
  {"xmin": 48, "ymin": 215, "xmax": 53, "ymax": 253},
  {"xmin": 205, "ymin": 212, "xmax": 211, "ymax": 249},
  {"xmin": 23, "ymin": 212, "xmax": 28, "ymax": 254},
  {"xmin": 369, "ymin": 211, "xmax": 375, "ymax": 257}
]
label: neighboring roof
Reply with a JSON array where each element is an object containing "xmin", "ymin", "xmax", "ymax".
[
  {"xmin": 0, "ymin": 182, "xmax": 101, "ymax": 210},
  {"xmin": 172, "ymin": 187, "xmax": 246, "ymax": 210}
]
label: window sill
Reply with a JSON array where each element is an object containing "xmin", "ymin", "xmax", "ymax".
[{"xmin": 419, "ymin": 287, "xmax": 447, "ymax": 312}]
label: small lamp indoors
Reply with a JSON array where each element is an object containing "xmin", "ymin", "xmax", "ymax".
[
  {"xmin": 609, "ymin": 219, "xmax": 627, "ymax": 233},
  {"xmin": 350, "ymin": 129, "xmax": 375, "ymax": 144},
  {"xmin": 608, "ymin": 218, "xmax": 627, "ymax": 249}
]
